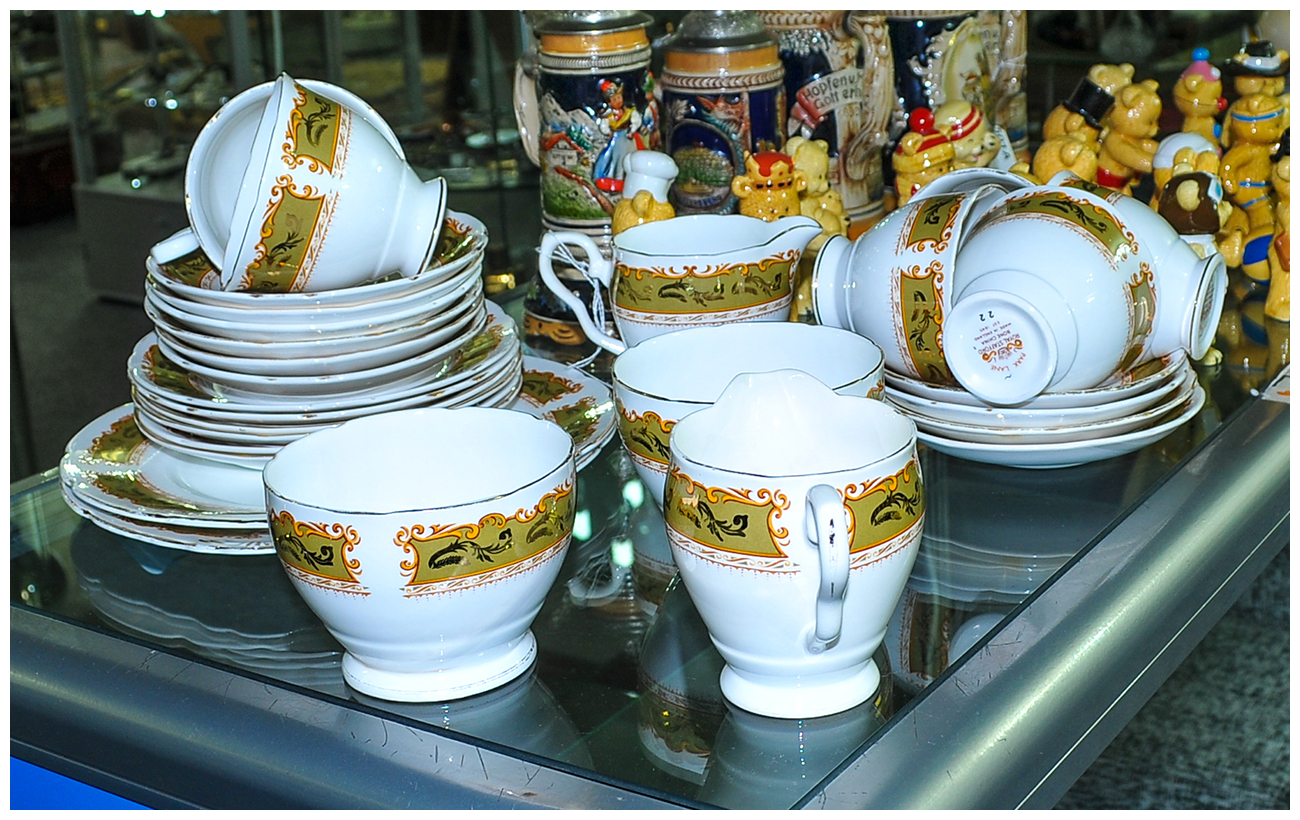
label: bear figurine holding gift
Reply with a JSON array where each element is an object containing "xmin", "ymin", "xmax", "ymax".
[
  {"xmin": 1096, "ymin": 79, "xmax": 1162, "ymax": 194},
  {"xmin": 1174, "ymin": 48, "xmax": 1228, "ymax": 144},
  {"xmin": 732, "ymin": 150, "xmax": 807, "ymax": 222},
  {"xmin": 892, "ymin": 108, "xmax": 955, "ymax": 207}
]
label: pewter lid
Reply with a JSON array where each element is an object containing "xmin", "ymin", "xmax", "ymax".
[
  {"xmin": 527, "ymin": 10, "xmax": 653, "ymax": 36},
  {"xmin": 662, "ymin": 10, "xmax": 775, "ymax": 53}
]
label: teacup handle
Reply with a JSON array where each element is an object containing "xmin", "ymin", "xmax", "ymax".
[
  {"xmin": 536, "ymin": 231, "xmax": 625, "ymax": 355},
  {"xmin": 804, "ymin": 483, "xmax": 850, "ymax": 654}
]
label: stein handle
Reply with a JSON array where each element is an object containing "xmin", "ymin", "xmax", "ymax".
[
  {"xmin": 536, "ymin": 231, "xmax": 625, "ymax": 355},
  {"xmin": 513, "ymin": 57, "xmax": 541, "ymax": 168},
  {"xmin": 804, "ymin": 483, "xmax": 850, "ymax": 654}
]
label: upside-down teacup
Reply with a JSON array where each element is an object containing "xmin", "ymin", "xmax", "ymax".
[
  {"xmin": 944, "ymin": 182, "xmax": 1225, "ymax": 404},
  {"xmin": 812, "ymin": 185, "xmax": 1007, "ymax": 385},
  {"xmin": 537, "ymin": 213, "xmax": 822, "ymax": 354},
  {"xmin": 612, "ymin": 322, "xmax": 885, "ymax": 511},
  {"xmin": 220, "ymin": 73, "xmax": 447, "ymax": 293},
  {"xmin": 263, "ymin": 407, "xmax": 576, "ymax": 702},
  {"xmin": 664, "ymin": 369, "xmax": 924, "ymax": 719}
]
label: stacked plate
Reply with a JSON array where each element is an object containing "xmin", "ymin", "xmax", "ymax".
[
  {"xmin": 514, "ymin": 354, "xmax": 618, "ymax": 471},
  {"xmin": 60, "ymin": 404, "xmax": 273, "ymax": 553},
  {"xmin": 128, "ymin": 298, "xmax": 524, "ymax": 471},
  {"xmin": 884, "ymin": 351, "xmax": 1206, "ymax": 468}
]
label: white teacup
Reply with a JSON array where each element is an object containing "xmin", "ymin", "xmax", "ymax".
[
  {"xmin": 812, "ymin": 185, "xmax": 1006, "ymax": 384},
  {"xmin": 185, "ymin": 77, "xmax": 406, "ymax": 272},
  {"xmin": 946, "ymin": 182, "xmax": 1225, "ymax": 404},
  {"xmin": 613, "ymin": 322, "xmax": 885, "ymax": 510},
  {"xmin": 263, "ymin": 407, "xmax": 576, "ymax": 702},
  {"xmin": 537, "ymin": 213, "xmax": 822, "ymax": 354},
  {"xmin": 220, "ymin": 74, "xmax": 447, "ymax": 293},
  {"xmin": 664, "ymin": 370, "xmax": 924, "ymax": 719}
]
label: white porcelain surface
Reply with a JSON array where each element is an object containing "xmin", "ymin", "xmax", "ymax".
[
  {"xmin": 812, "ymin": 185, "xmax": 1005, "ymax": 382},
  {"xmin": 884, "ymin": 361, "xmax": 1190, "ymax": 428},
  {"xmin": 538, "ymin": 214, "xmax": 821, "ymax": 354},
  {"xmin": 59, "ymin": 404, "xmax": 267, "ymax": 522},
  {"xmin": 904, "ymin": 368, "xmax": 1196, "ymax": 444},
  {"xmin": 612, "ymin": 322, "xmax": 885, "ymax": 509},
  {"xmin": 947, "ymin": 182, "xmax": 1224, "ymax": 404},
  {"xmin": 665, "ymin": 370, "xmax": 923, "ymax": 719},
  {"xmin": 145, "ymin": 261, "xmax": 483, "ymax": 343},
  {"xmin": 916, "ymin": 383, "xmax": 1206, "ymax": 469},
  {"xmin": 155, "ymin": 211, "xmax": 487, "ymax": 308},
  {"xmin": 885, "ymin": 350, "xmax": 1187, "ymax": 410},
  {"xmin": 511, "ymin": 355, "xmax": 617, "ymax": 472},
  {"xmin": 263, "ymin": 407, "xmax": 576, "ymax": 701},
  {"xmin": 185, "ymin": 77, "xmax": 406, "ymax": 268},
  {"xmin": 219, "ymin": 74, "xmax": 447, "ymax": 292}
]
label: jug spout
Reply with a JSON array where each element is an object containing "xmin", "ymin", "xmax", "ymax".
[{"xmin": 767, "ymin": 215, "xmax": 825, "ymax": 258}]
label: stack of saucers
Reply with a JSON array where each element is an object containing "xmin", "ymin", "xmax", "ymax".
[
  {"xmin": 127, "ymin": 297, "xmax": 524, "ymax": 472},
  {"xmin": 883, "ymin": 350, "xmax": 1205, "ymax": 469}
]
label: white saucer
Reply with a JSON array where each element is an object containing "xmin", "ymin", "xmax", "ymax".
[
  {"xmin": 917, "ymin": 384, "xmax": 1206, "ymax": 468},
  {"xmin": 887, "ymin": 351, "xmax": 1188, "ymax": 410},
  {"xmin": 512, "ymin": 355, "xmax": 616, "ymax": 471},
  {"xmin": 907, "ymin": 374, "xmax": 1198, "ymax": 446},
  {"xmin": 885, "ymin": 362, "xmax": 1192, "ymax": 429},
  {"xmin": 60, "ymin": 404, "xmax": 266, "ymax": 520},
  {"xmin": 62, "ymin": 483, "xmax": 273, "ymax": 554}
]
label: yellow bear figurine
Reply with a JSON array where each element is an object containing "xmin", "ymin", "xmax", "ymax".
[
  {"xmin": 1042, "ymin": 64, "xmax": 1134, "ymax": 140},
  {"xmin": 892, "ymin": 108, "xmax": 954, "ymax": 207},
  {"xmin": 785, "ymin": 136, "xmax": 848, "ymax": 237},
  {"xmin": 1266, "ymin": 148, "xmax": 1289, "ymax": 322},
  {"xmin": 1223, "ymin": 40, "xmax": 1289, "ymax": 101},
  {"xmin": 732, "ymin": 150, "xmax": 806, "ymax": 222},
  {"xmin": 933, "ymin": 100, "xmax": 1000, "ymax": 170},
  {"xmin": 1174, "ymin": 49, "xmax": 1227, "ymax": 145},
  {"xmin": 1220, "ymin": 93, "xmax": 1287, "ymax": 283},
  {"xmin": 611, "ymin": 150, "xmax": 678, "ymax": 235},
  {"xmin": 1096, "ymin": 79, "xmax": 1162, "ymax": 194}
]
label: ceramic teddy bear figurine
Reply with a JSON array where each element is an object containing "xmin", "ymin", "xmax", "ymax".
[
  {"xmin": 1266, "ymin": 141, "xmax": 1290, "ymax": 322},
  {"xmin": 1031, "ymin": 82, "xmax": 1112, "ymax": 185},
  {"xmin": 1148, "ymin": 132, "xmax": 1221, "ymax": 209},
  {"xmin": 932, "ymin": 100, "xmax": 1000, "ymax": 170},
  {"xmin": 1223, "ymin": 40, "xmax": 1289, "ymax": 101},
  {"xmin": 892, "ymin": 108, "xmax": 955, "ymax": 207},
  {"xmin": 1042, "ymin": 64, "xmax": 1134, "ymax": 141},
  {"xmin": 1096, "ymin": 79, "xmax": 1162, "ymax": 194},
  {"xmin": 785, "ymin": 136, "xmax": 848, "ymax": 237},
  {"xmin": 1220, "ymin": 94, "xmax": 1287, "ymax": 283},
  {"xmin": 1174, "ymin": 48, "xmax": 1227, "ymax": 145},
  {"xmin": 611, "ymin": 150, "xmax": 678, "ymax": 235},
  {"xmin": 731, "ymin": 150, "xmax": 806, "ymax": 221},
  {"xmin": 1157, "ymin": 168, "xmax": 1234, "ymax": 260}
]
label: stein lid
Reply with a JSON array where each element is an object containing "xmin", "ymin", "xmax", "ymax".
[
  {"xmin": 662, "ymin": 10, "xmax": 775, "ymax": 54},
  {"xmin": 527, "ymin": 10, "xmax": 653, "ymax": 37}
]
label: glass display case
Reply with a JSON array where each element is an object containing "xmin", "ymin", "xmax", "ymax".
[{"xmin": 11, "ymin": 282, "xmax": 1288, "ymax": 809}]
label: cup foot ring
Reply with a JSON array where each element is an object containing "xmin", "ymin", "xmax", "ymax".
[
  {"xmin": 719, "ymin": 659, "xmax": 881, "ymax": 720},
  {"xmin": 341, "ymin": 632, "xmax": 538, "ymax": 703}
]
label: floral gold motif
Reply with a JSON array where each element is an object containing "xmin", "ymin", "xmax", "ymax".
[
  {"xmin": 842, "ymin": 461, "xmax": 925, "ymax": 557},
  {"xmin": 157, "ymin": 248, "xmax": 217, "ymax": 288},
  {"xmin": 88, "ymin": 414, "xmax": 149, "ymax": 465},
  {"xmin": 143, "ymin": 345, "xmax": 207, "ymax": 399},
  {"xmin": 1118, "ymin": 262, "xmax": 1157, "ymax": 371},
  {"xmin": 269, "ymin": 510, "xmax": 366, "ymax": 594},
  {"xmin": 993, "ymin": 191, "xmax": 1136, "ymax": 259},
  {"xmin": 615, "ymin": 250, "xmax": 797, "ymax": 314},
  {"xmin": 523, "ymin": 312, "xmax": 588, "ymax": 346},
  {"xmin": 663, "ymin": 467, "xmax": 791, "ymax": 557},
  {"xmin": 519, "ymin": 369, "xmax": 582, "ymax": 405},
  {"xmin": 242, "ymin": 176, "xmax": 333, "ymax": 292},
  {"xmin": 397, "ymin": 481, "xmax": 575, "ymax": 594},
  {"xmin": 904, "ymin": 194, "xmax": 962, "ymax": 254},
  {"xmin": 544, "ymin": 396, "xmax": 603, "ymax": 446},
  {"xmin": 898, "ymin": 261, "xmax": 956, "ymax": 385},
  {"xmin": 282, "ymin": 84, "xmax": 344, "ymax": 174},
  {"xmin": 616, "ymin": 406, "xmax": 674, "ymax": 465}
]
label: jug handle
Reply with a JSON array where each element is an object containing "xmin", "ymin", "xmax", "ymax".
[
  {"xmin": 513, "ymin": 56, "xmax": 541, "ymax": 168},
  {"xmin": 804, "ymin": 483, "xmax": 850, "ymax": 654},
  {"xmin": 536, "ymin": 232, "xmax": 625, "ymax": 355}
]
